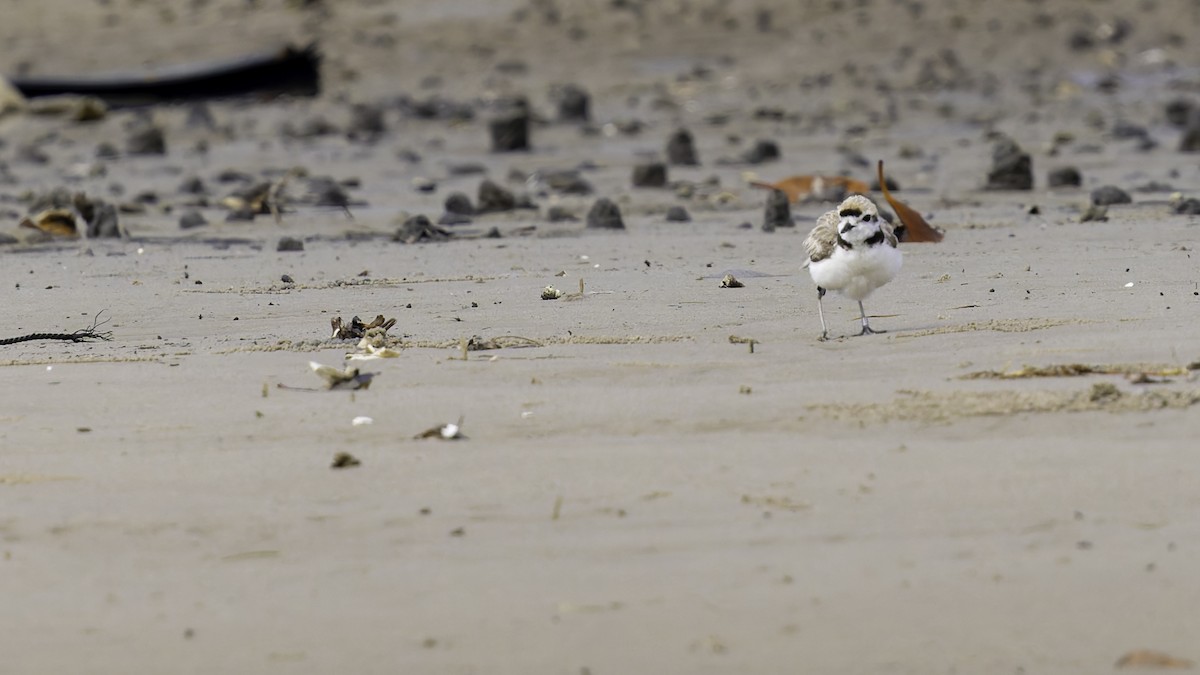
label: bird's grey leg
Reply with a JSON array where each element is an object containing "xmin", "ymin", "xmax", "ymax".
[
  {"xmin": 857, "ymin": 300, "xmax": 883, "ymax": 335},
  {"xmin": 817, "ymin": 287, "xmax": 829, "ymax": 340}
]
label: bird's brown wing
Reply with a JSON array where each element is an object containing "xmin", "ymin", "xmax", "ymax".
[
  {"xmin": 804, "ymin": 210, "xmax": 839, "ymax": 264},
  {"xmin": 883, "ymin": 223, "xmax": 899, "ymax": 248}
]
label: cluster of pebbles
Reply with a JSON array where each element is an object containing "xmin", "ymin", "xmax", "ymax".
[{"xmin": 2, "ymin": 0, "xmax": 1200, "ymax": 247}]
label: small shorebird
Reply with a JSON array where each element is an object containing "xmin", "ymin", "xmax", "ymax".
[{"xmin": 803, "ymin": 194, "xmax": 901, "ymax": 340}]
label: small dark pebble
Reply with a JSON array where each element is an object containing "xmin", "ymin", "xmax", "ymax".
[
  {"xmin": 631, "ymin": 162, "xmax": 668, "ymax": 188},
  {"xmin": 134, "ymin": 190, "xmax": 159, "ymax": 205},
  {"xmin": 1165, "ymin": 99, "xmax": 1194, "ymax": 128},
  {"xmin": 609, "ymin": 118, "xmax": 644, "ymax": 135},
  {"xmin": 282, "ymin": 116, "xmax": 338, "ymax": 139},
  {"xmin": 1091, "ymin": 185, "xmax": 1131, "ymax": 206},
  {"xmin": 742, "ymin": 139, "xmax": 781, "ymax": 164},
  {"xmin": 494, "ymin": 60, "xmax": 528, "ymax": 75},
  {"xmin": 753, "ymin": 107, "xmax": 786, "ymax": 121},
  {"xmin": 17, "ymin": 144, "xmax": 50, "ymax": 164},
  {"xmin": 1095, "ymin": 74, "xmax": 1120, "ymax": 94},
  {"xmin": 489, "ymin": 111, "xmax": 530, "ymax": 152},
  {"xmin": 347, "ymin": 102, "xmax": 387, "ymax": 141},
  {"xmin": 554, "ymin": 83, "xmax": 590, "ymax": 123},
  {"xmin": 477, "ymin": 179, "xmax": 516, "ymax": 213},
  {"xmin": 1133, "ymin": 181, "xmax": 1174, "ymax": 193},
  {"xmin": 444, "ymin": 191, "xmax": 474, "ymax": 215},
  {"xmin": 1179, "ymin": 123, "xmax": 1200, "ymax": 153},
  {"xmin": 395, "ymin": 214, "xmax": 452, "ymax": 243},
  {"xmin": 586, "ymin": 198, "xmax": 625, "ymax": 229},
  {"xmin": 762, "ymin": 189, "xmax": 792, "ymax": 231},
  {"xmin": 446, "ymin": 162, "xmax": 487, "ymax": 176},
  {"xmin": 1110, "ymin": 121, "xmax": 1148, "ymax": 140},
  {"xmin": 1047, "ymin": 166, "xmax": 1082, "ymax": 188},
  {"xmin": 95, "ymin": 142, "xmax": 119, "ymax": 160},
  {"xmin": 403, "ymin": 96, "xmax": 475, "ymax": 122},
  {"xmin": 126, "ymin": 124, "xmax": 166, "ymax": 156},
  {"xmin": 307, "ymin": 176, "xmax": 350, "ymax": 208},
  {"xmin": 184, "ymin": 103, "xmax": 216, "ymax": 131},
  {"xmin": 87, "ymin": 203, "xmax": 120, "ymax": 238},
  {"xmin": 178, "ymin": 210, "xmax": 207, "ymax": 229},
  {"xmin": 756, "ymin": 8, "xmax": 772, "ymax": 31},
  {"xmin": 869, "ymin": 175, "xmax": 901, "ymax": 191},
  {"xmin": 665, "ymin": 206, "xmax": 691, "ymax": 222},
  {"xmin": 438, "ymin": 212, "xmax": 473, "ymax": 226},
  {"xmin": 666, "ymin": 128, "xmax": 699, "ymax": 166},
  {"xmin": 546, "ymin": 206, "xmax": 577, "ymax": 222},
  {"xmin": 281, "ymin": 274, "xmax": 294, "ymax": 283},
  {"xmin": 541, "ymin": 169, "xmax": 592, "ymax": 195},
  {"xmin": 216, "ymin": 169, "xmax": 253, "ymax": 183},
  {"xmin": 1174, "ymin": 198, "xmax": 1200, "ymax": 215},
  {"xmin": 277, "ymin": 236, "xmax": 304, "ymax": 252},
  {"xmin": 986, "ymin": 135, "xmax": 1033, "ymax": 190},
  {"xmin": 178, "ymin": 176, "xmax": 207, "ymax": 195},
  {"xmin": 396, "ymin": 148, "xmax": 422, "ymax": 163},
  {"xmin": 225, "ymin": 206, "xmax": 256, "ymax": 222}
]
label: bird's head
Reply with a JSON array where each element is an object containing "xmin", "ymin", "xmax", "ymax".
[{"xmin": 835, "ymin": 195, "xmax": 884, "ymax": 244}]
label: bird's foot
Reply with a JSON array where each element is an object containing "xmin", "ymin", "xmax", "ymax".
[{"xmin": 858, "ymin": 325, "xmax": 885, "ymax": 336}]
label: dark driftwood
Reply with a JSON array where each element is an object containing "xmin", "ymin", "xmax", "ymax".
[
  {"xmin": 0, "ymin": 312, "xmax": 113, "ymax": 346},
  {"xmin": 9, "ymin": 44, "xmax": 319, "ymax": 106}
]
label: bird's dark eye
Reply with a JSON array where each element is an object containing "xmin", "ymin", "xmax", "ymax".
[{"xmin": 863, "ymin": 214, "xmax": 873, "ymax": 222}]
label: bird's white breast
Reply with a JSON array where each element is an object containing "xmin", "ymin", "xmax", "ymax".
[{"xmin": 808, "ymin": 243, "xmax": 902, "ymax": 301}]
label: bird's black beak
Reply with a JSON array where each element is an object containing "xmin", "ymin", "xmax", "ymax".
[{"xmin": 840, "ymin": 222, "xmax": 855, "ymax": 234}]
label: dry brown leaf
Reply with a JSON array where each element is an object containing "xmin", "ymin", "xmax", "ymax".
[
  {"xmin": 1115, "ymin": 650, "xmax": 1194, "ymax": 669},
  {"xmin": 749, "ymin": 175, "xmax": 870, "ymax": 202},
  {"xmin": 877, "ymin": 160, "xmax": 943, "ymax": 243},
  {"xmin": 19, "ymin": 208, "xmax": 80, "ymax": 238}
]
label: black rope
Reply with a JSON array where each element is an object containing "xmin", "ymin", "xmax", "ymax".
[{"xmin": 0, "ymin": 311, "xmax": 113, "ymax": 345}]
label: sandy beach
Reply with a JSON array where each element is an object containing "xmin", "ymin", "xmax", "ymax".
[{"xmin": 3, "ymin": 1, "xmax": 1200, "ymax": 673}]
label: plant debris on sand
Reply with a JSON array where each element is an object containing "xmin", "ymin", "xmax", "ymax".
[
  {"xmin": 0, "ymin": 312, "xmax": 113, "ymax": 345},
  {"xmin": 962, "ymin": 363, "xmax": 1193, "ymax": 380},
  {"xmin": 330, "ymin": 315, "xmax": 396, "ymax": 340},
  {"xmin": 810, "ymin": 384, "xmax": 1200, "ymax": 424}
]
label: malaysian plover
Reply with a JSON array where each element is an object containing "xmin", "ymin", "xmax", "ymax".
[{"xmin": 803, "ymin": 194, "xmax": 901, "ymax": 340}]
